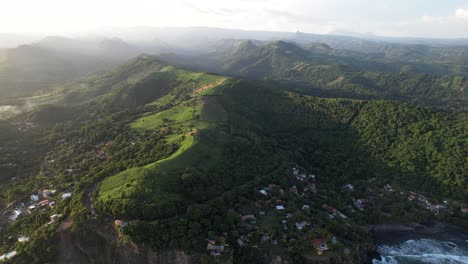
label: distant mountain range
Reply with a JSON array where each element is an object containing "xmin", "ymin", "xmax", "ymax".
[
  {"xmin": 161, "ymin": 39, "xmax": 467, "ymax": 109},
  {"xmin": 2, "ymin": 28, "xmax": 468, "ymax": 109}
]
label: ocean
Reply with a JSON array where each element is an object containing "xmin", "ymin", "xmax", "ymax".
[
  {"xmin": 372, "ymin": 238, "xmax": 468, "ymax": 264},
  {"xmin": 371, "ymin": 223, "xmax": 468, "ymax": 264}
]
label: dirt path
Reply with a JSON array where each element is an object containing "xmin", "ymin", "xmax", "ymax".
[{"xmin": 195, "ymin": 79, "xmax": 226, "ymax": 94}]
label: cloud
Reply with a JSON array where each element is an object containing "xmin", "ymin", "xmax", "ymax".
[
  {"xmin": 455, "ymin": 8, "xmax": 468, "ymax": 18},
  {"xmin": 0, "ymin": 0, "xmax": 467, "ymax": 38},
  {"xmin": 421, "ymin": 7, "xmax": 468, "ymax": 23}
]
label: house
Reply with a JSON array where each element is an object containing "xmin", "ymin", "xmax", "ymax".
[
  {"xmin": 296, "ymin": 173, "xmax": 307, "ymax": 182},
  {"xmin": 18, "ymin": 236, "xmax": 30, "ymax": 242},
  {"xmin": 259, "ymin": 211, "xmax": 266, "ymax": 216},
  {"xmin": 9, "ymin": 209, "xmax": 22, "ymax": 221},
  {"xmin": 207, "ymin": 244, "xmax": 224, "ymax": 251},
  {"xmin": 40, "ymin": 189, "xmax": 56, "ymax": 198},
  {"xmin": 50, "ymin": 214, "xmax": 61, "ymax": 221},
  {"xmin": 30, "ymin": 195, "xmax": 39, "ymax": 202},
  {"xmin": 302, "ymin": 205, "xmax": 310, "ymax": 210},
  {"xmin": 47, "ymin": 214, "xmax": 63, "ymax": 225},
  {"xmin": 241, "ymin": 215, "xmax": 256, "ymax": 224},
  {"xmin": 261, "ymin": 234, "xmax": 270, "ymax": 242},
  {"xmin": 353, "ymin": 199, "xmax": 367, "ymax": 210},
  {"xmin": 237, "ymin": 238, "xmax": 246, "ymax": 247},
  {"xmin": 39, "ymin": 200, "xmax": 50, "ymax": 206},
  {"xmin": 49, "ymin": 201, "xmax": 56, "ymax": 208},
  {"xmin": 295, "ymin": 221, "xmax": 308, "ymax": 230},
  {"xmin": 461, "ymin": 208, "xmax": 468, "ymax": 214},
  {"xmin": 336, "ymin": 211, "xmax": 348, "ymax": 219},
  {"xmin": 61, "ymin": 193, "xmax": 72, "ymax": 199},
  {"xmin": 427, "ymin": 204, "xmax": 442, "ymax": 215},
  {"xmin": 292, "ymin": 167, "xmax": 300, "ymax": 176},
  {"xmin": 207, "ymin": 244, "xmax": 225, "ymax": 256},
  {"xmin": 259, "ymin": 190, "xmax": 268, "ymax": 196},
  {"xmin": 114, "ymin": 220, "xmax": 128, "ymax": 228},
  {"xmin": 384, "ymin": 184, "xmax": 394, "ymax": 192},
  {"xmin": 0, "ymin": 251, "xmax": 17, "ymax": 261},
  {"xmin": 276, "ymin": 205, "xmax": 285, "ymax": 211},
  {"xmin": 342, "ymin": 184, "xmax": 354, "ymax": 191},
  {"xmin": 237, "ymin": 235, "xmax": 249, "ymax": 247},
  {"xmin": 417, "ymin": 195, "xmax": 428, "ymax": 203},
  {"xmin": 312, "ymin": 239, "xmax": 329, "ymax": 255}
]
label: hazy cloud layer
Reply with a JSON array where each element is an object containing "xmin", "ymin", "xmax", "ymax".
[{"xmin": 1, "ymin": 0, "xmax": 467, "ymax": 38}]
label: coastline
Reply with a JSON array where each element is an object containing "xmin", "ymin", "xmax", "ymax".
[
  {"xmin": 369, "ymin": 222, "xmax": 468, "ymax": 245},
  {"xmin": 367, "ymin": 222, "xmax": 468, "ymax": 263}
]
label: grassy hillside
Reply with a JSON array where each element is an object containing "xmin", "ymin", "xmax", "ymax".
[{"xmin": 95, "ymin": 67, "xmax": 231, "ymax": 219}]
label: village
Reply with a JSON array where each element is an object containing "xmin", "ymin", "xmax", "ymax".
[
  {"xmin": 204, "ymin": 163, "xmax": 468, "ymax": 258},
  {"xmin": 205, "ymin": 164, "xmax": 354, "ymax": 258},
  {"xmin": 0, "ymin": 184, "xmax": 74, "ymax": 262},
  {"xmin": 0, "ymin": 135, "xmax": 129, "ymax": 262},
  {"xmin": 1, "ymin": 186, "xmax": 73, "ymax": 226}
]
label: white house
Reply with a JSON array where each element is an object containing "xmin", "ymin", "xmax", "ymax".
[
  {"xmin": 61, "ymin": 193, "xmax": 72, "ymax": 199},
  {"xmin": 30, "ymin": 195, "xmax": 39, "ymax": 202},
  {"xmin": 276, "ymin": 205, "xmax": 285, "ymax": 210}
]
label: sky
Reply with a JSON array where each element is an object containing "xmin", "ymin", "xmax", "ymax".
[{"xmin": 1, "ymin": 0, "xmax": 468, "ymax": 38}]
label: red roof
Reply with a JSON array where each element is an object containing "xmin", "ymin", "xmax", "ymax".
[
  {"xmin": 114, "ymin": 220, "xmax": 127, "ymax": 227},
  {"xmin": 312, "ymin": 238, "xmax": 325, "ymax": 247}
]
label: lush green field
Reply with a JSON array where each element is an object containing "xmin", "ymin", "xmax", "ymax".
[{"xmin": 96, "ymin": 66, "xmax": 230, "ymax": 217}]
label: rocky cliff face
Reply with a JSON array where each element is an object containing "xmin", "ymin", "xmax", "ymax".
[{"xmin": 56, "ymin": 220, "xmax": 198, "ymax": 264}]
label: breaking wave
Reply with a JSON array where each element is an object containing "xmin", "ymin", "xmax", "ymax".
[{"xmin": 373, "ymin": 239, "xmax": 468, "ymax": 264}]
